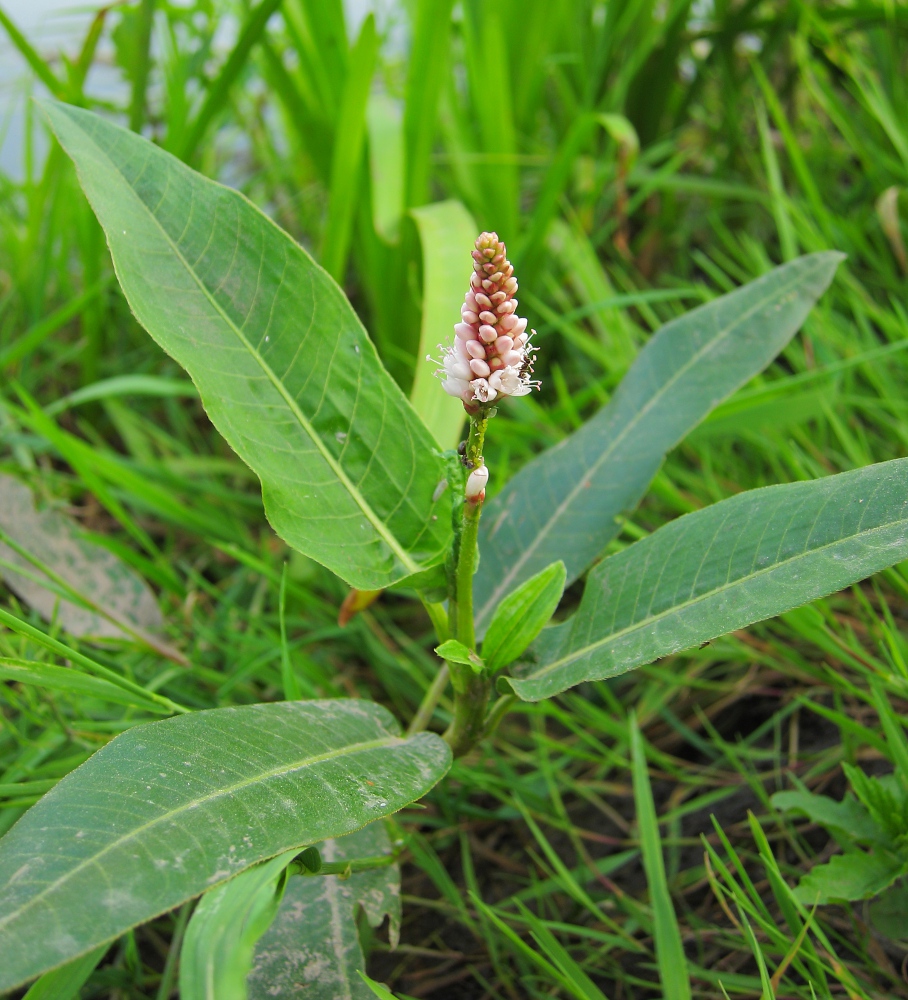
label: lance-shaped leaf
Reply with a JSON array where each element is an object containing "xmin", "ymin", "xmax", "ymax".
[
  {"xmin": 40, "ymin": 101, "xmax": 451, "ymax": 591},
  {"xmin": 474, "ymin": 252, "xmax": 844, "ymax": 634},
  {"xmin": 0, "ymin": 700, "xmax": 450, "ymax": 992},
  {"xmin": 0, "ymin": 474, "xmax": 162, "ymax": 640},
  {"xmin": 248, "ymin": 823, "xmax": 400, "ymax": 1000},
  {"xmin": 503, "ymin": 458, "xmax": 908, "ymax": 701}
]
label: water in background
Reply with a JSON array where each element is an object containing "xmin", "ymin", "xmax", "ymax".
[{"xmin": 0, "ymin": 0, "xmax": 382, "ymax": 180}]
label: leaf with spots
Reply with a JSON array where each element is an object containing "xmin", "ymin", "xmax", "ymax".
[
  {"xmin": 40, "ymin": 100, "xmax": 451, "ymax": 591},
  {"xmin": 248, "ymin": 823, "xmax": 400, "ymax": 1000},
  {"xmin": 503, "ymin": 458, "xmax": 908, "ymax": 701},
  {"xmin": 0, "ymin": 700, "xmax": 451, "ymax": 992},
  {"xmin": 474, "ymin": 252, "xmax": 844, "ymax": 635}
]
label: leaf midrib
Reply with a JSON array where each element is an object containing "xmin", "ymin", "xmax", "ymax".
[
  {"xmin": 77, "ymin": 113, "xmax": 419, "ymax": 576},
  {"xmin": 519, "ymin": 500, "xmax": 904, "ymax": 685},
  {"xmin": 0, "ymin": 733, "xmax": 402, "ymax": 931},
  {"xmin": 479, "ymin": 258, "xmax": 827, "ymax": 627}
]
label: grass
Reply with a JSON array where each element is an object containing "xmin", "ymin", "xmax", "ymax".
[{"xmin": 1, "ymin": 0, "xmax": 908, "ymax": 996}]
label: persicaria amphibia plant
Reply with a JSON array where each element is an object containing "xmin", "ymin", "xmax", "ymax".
[{"xmin": 6, "ymin": 101, "xmax": 908, "ymax": 1000}]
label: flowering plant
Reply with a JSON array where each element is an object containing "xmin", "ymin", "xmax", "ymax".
[{"xmin": 2, "ymin": 103, "xmax": 908, "ymax": 998}]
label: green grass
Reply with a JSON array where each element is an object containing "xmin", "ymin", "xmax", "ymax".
[{"xmin": 1, "ymin": 0, "xmax": 908, "ymax": 996}]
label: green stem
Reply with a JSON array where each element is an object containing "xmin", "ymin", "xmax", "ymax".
[
  {"xmin": 444, "ymin": 412, "xmax": 491, "ymax": 757},
  {"xmin": 407, "ymin": 663, "xmax": 450, "ymax": 735}
]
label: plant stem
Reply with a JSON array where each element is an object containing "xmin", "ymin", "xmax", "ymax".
[
  {"xmin": 444, "ymin": 412, "xmax": 490, "ymax": 757},
  {"xmin": 407, "ymin": 663, "xmax": 450, "ymax": 735}
]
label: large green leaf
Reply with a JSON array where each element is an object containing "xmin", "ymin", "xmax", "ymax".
[
  {"xmin": 41, "ymin": 100, "xmax": 451, "ymax": 591},
  {"xmin": 0, "ymin": 700, "xmax": 450, "ymax": 992},
  {"xmin": 503, "ymin": 458, "xmax": 908, "ymax": 701},
  {"xmin": 474, "ymin": 253, "xmax": 843, "ymax": 634},
  {"xmin": 248, "ymin": 823, "xmax": 400, "ymax": 1000}
]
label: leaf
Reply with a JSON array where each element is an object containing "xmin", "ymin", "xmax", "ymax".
[
  {"xmin": 180, "ymin": 849, "xmax": 298, "ymax": 1000},
  {"xmin": 40, "ymin": 100, "xmax": 451, "ymax": 591},
  {"xmin": 771, "ymin": 790, "xmax": 881, "ymax": 844},
  {"xmin": 0, "ymin": 700, "xmax": 451, "ymax": 992},
  {"xmin": 21, "ymin": 944, "xmax": 108, "ymax": 1000},
  {"xmin": 434, "ymin": 638, "xmax": 483, "ymax": 672},
  {"xmin": 481, "ymin": 561, "xmax": 565, "ymax": 674},
  {"xmin": 503, "ymin": 457, "xmax": 908, "ymax": 701},
  {"xmin": 248, "ymin": 823, "xmax": 400, "ymax": 1000},
  {"xmin": 410, "ymin": 200, "xmax": 476, "ymax": 451},
  {"xmin": 793, "ymin": 851, "xmax": 906, "ymax": 905},
  {"xmin": 870, "ymin": 880, "xmax": 908, "ymax": 939},
  {"xmin": 474, "ymin": 252, "xmax": 844, "ymax": 635},
  {"xmin": 0, "ymin": 474, "xmax": 162, "ymax": 640},
  {"xmin": 630, "ymin": 716, "xmax": 691, "ymax": 1000},
  {"xmin": 366, "ymin": 94, "xmax": 405, "ymax": 244},
  {"xmin": 0, "ymin": 657, "xmax": 170, "ymax": 714}
]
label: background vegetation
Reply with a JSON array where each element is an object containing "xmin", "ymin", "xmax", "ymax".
[{"xmin": 1, "ymin": 0, "xmax": 908, "ymax": 996}]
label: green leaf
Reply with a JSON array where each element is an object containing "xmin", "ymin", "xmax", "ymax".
[
  {"xmin": 0, "ymin": 657, "xmax": 170, "ymax": 714},
  {"xmin": 321, "ymin": 14, "xmax": 379, "ymax": 281},
  {"xmin": 870, "ymin": 880, "xmax": 908, "ymax": 939},
  {"xmin": 481, "ymin": 561, "xmax": 565, "ymax": 673},
  {"xmin": 630, "ymin": 716, "xmax": 691, "ymax": 1000},
  {"xmin": 410, "ymin": 200, "xmax": 475, "ymax": 451},
  {"xmin": 0, "ymin": 473, "xmax": 162, "ymax": 640},
  {"xmin": 771, "ymin": 790, "xmax": 881, "ymax": 844},
  {"xmin": 40, "ymin": 100, "xmax": 451, "ymax": 591},
  {"xmin": 0, "ymin": 700, "xmax": 450, "ymax": 992},
  {"xmin": 434, "ymin": 638, "xmax": 483, "ymax": 672},
  {"xmin": 366, "ymin": 95, "xmax": 405, "ymax": 244},
  {"xmin": 21, "ymin": 944, "xmax": 108, "ymax": 1000},
  {"xmin": 794, "ymin": 851, "xmax": 906, "ymax": 905},
  {"xmin": 502, "ymin": 458, "xmax": 908, "ymax": 701},
  {"xmin": 180, "ymin": 849, "xmax": 298, "ymax": 1000},
  {"xmin": 475, "ymin": 252, "xmax": 844, "ymax": 634},
  {"xmin": 249, "ymin": 823, "xmax": 400, "ymax": 1000}
]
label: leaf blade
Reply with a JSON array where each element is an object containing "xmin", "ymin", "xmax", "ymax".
[
  {"xmin": 0, "ymin": 700, "xmax": 450, "ymax": 992},
  {"xmin": 40, "ymin": 100, "xmax": 451, "ymax": 591},
  {"xmin": 504, "ymin": 458, "xmax": 908, "ymax": 701},
  {"xmin": 475, "ymin": 252, "xmax": 844, "ymax": 633}
]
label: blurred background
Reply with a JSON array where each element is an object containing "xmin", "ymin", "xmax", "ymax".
[{"xmin": 2, "ymin": 1, "xmax": 908, "ymax": 997}]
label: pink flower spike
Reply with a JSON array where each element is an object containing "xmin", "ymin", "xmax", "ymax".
[{"xmin": 429, "ymin": 231, "xmax": 541, "ymax": 410}]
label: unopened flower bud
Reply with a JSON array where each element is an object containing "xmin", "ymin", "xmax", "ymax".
[{"xmin": 465, "ymin": 463, "xmax": 489, "ymax": 501}]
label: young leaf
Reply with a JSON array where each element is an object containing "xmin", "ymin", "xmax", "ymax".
[
  {"xmin": 793, "ymin": 851, "xmax": 906, "ymax": 905},
  {"xmin": 434, "ymin": 638, "xmax": 483, "ymax": 672},
  {"xmin": 481, "ymin": 560, "xmax": 565, "ymax": 673},
  {"xmin": 410, "ymin": 200, "xmax": 475, "ymax": 451},
  {"xmin": 0, "ymin": 700, "xmax": 450, "ymax": 992},
  {"xmin": 40, "ymin": 100, "xmax": 451, "ymax": 591},
  {"xmin": 474, "ymin": 252, "xmax": 844, "ymax": 634},
  {"xmin": 502, "ymin": 458, "xmax": 908, "ymax": 701},
  {"xmin": 180, "ymin": 849, "xmax": 298, "ymax": 1000},
  {"xmin": 248, "ymin": 823, "xmax": 400, "ymax": 1000},
  {"xmin": 0, "ymin": 474, "xmax": 162, "ymax": 640}
]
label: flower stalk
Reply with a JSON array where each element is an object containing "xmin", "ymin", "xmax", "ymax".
[{"xmin": 433, "ymin": 232, "xmax": 540, "ymax": 757}]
